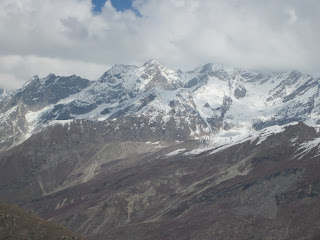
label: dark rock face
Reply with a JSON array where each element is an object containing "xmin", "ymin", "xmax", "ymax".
[
  {"xmin": 0, "ymin": 104, "xmax": 29, "ymax": 152},
  {"xmin": 266, "ymin": 72, "xmax": 317, "ymax": 103},
  {"xmin": 234, "ymin": 85, "xmax": 247, "ymax": 99},
  {"xmin": 253, "ymin": 97, "xmax": 315, "ymax": 130},
  {"xmin": 282, "ymin": 77, "xmax": 318, "ymax": 103},
  {"xmin": 0, "ymin": 75, "xmax": 92, "ymax": 112},
  {"xmin": 207, "ymin": 96, "xmax": 233, "ymax": 130}
]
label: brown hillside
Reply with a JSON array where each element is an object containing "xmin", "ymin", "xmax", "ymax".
[{"xmin": 0, "ymin": 201, "xmax": 85, "ymax": 240}]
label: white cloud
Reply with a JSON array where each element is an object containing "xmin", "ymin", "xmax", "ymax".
[
  {"xmin": 0, "ymin": 55, "xmax": 109, "ymax": 89},
  {"xmin": 0, "ymin": 0, "xmax": 319, "ymax": 89},
  {"xmin": 286, "ymin": 8, "xmax": 298, "ymax": 25},
  {"xmin": 0, "ymin": 73, "xmax": 22, "ymax": 89}
]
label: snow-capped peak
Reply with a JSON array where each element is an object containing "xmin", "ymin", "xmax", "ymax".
[
  {"xmin": 143, "ymin": 59, "xmax": 164, "ymax": 67},
  {"xmin": 1, "ymin": 60, "xmax": 320, "ymax": 151}
]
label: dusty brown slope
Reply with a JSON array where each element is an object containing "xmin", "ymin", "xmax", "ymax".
[
  {"xmin": 9, "ymin": 123, "xmax": 320, "ymax": 240},
  {"xmin": 0, "ymin": 119, "xmax": 190, "ymax": 204},
  {"xmin": 1, "ymin": 123, "xmax": 320, "ymax": 239},
  {"xmin": 0, "ymin": 200, "xmax": 85, "ymax": 240}
]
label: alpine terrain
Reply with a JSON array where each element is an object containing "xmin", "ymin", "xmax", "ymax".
[{"xmin": 1, "ymin": 60, "xmax": 320, "ymax": 239}]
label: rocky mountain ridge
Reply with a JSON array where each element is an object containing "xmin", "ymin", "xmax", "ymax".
[{"xmin": 1, "ymin": 60, "xmax": 320, "ymax": 152}]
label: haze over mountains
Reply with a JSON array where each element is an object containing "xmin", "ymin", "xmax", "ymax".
[{"xmin": 1, "ymin": 60, "xmax": 320, "ymax": 239}]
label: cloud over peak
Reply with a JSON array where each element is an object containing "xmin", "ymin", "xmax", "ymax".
[{"xmin": 0, "ymin": 0, "xmax": 319, "ymax": 88}]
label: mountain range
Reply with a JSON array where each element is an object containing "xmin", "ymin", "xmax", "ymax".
[{"xmin": 1, "ymin": 60, "xmax": 320, "ymax": 239}]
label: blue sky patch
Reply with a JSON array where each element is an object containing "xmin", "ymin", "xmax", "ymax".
[
  {"xmin": 92, "ymin": 0, "xmax": 139, "ymax": 14},
  {"xmin": 92, "ymin": 0, "xmax": 106, "ymax": 13}
]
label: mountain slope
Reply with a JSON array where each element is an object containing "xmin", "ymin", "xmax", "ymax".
[
  {"xmin": 11, "ymin": 122, "xmax": 320, "ymax": 240},
  {"xmin": 0, "ymin": 200, "xmax": 85, "ymax": 240}
]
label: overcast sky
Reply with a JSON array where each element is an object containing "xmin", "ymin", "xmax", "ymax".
[{"xmin": 0, "ymin": 0, "xmax": 319, "ymax": 89}]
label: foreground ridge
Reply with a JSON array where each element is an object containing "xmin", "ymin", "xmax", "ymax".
[{"xmin": 0, "ymin": 200, "xmax": 85, "ymax": 240}]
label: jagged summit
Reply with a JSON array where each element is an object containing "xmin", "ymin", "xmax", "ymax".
[
  {"xmin": 99, "ymin": 64, "xmax": 137, "ymax": 82},
  {"xmin": 143, "ymin": 59, "xmax": 163, "ymax": 66},
  {"xmin": 0, "ymin": 61, "xmax": 319, "ymax": 151},
  {"xmin": 20, "ymin": 75, "xmax": 40, "ymax": 88}
]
